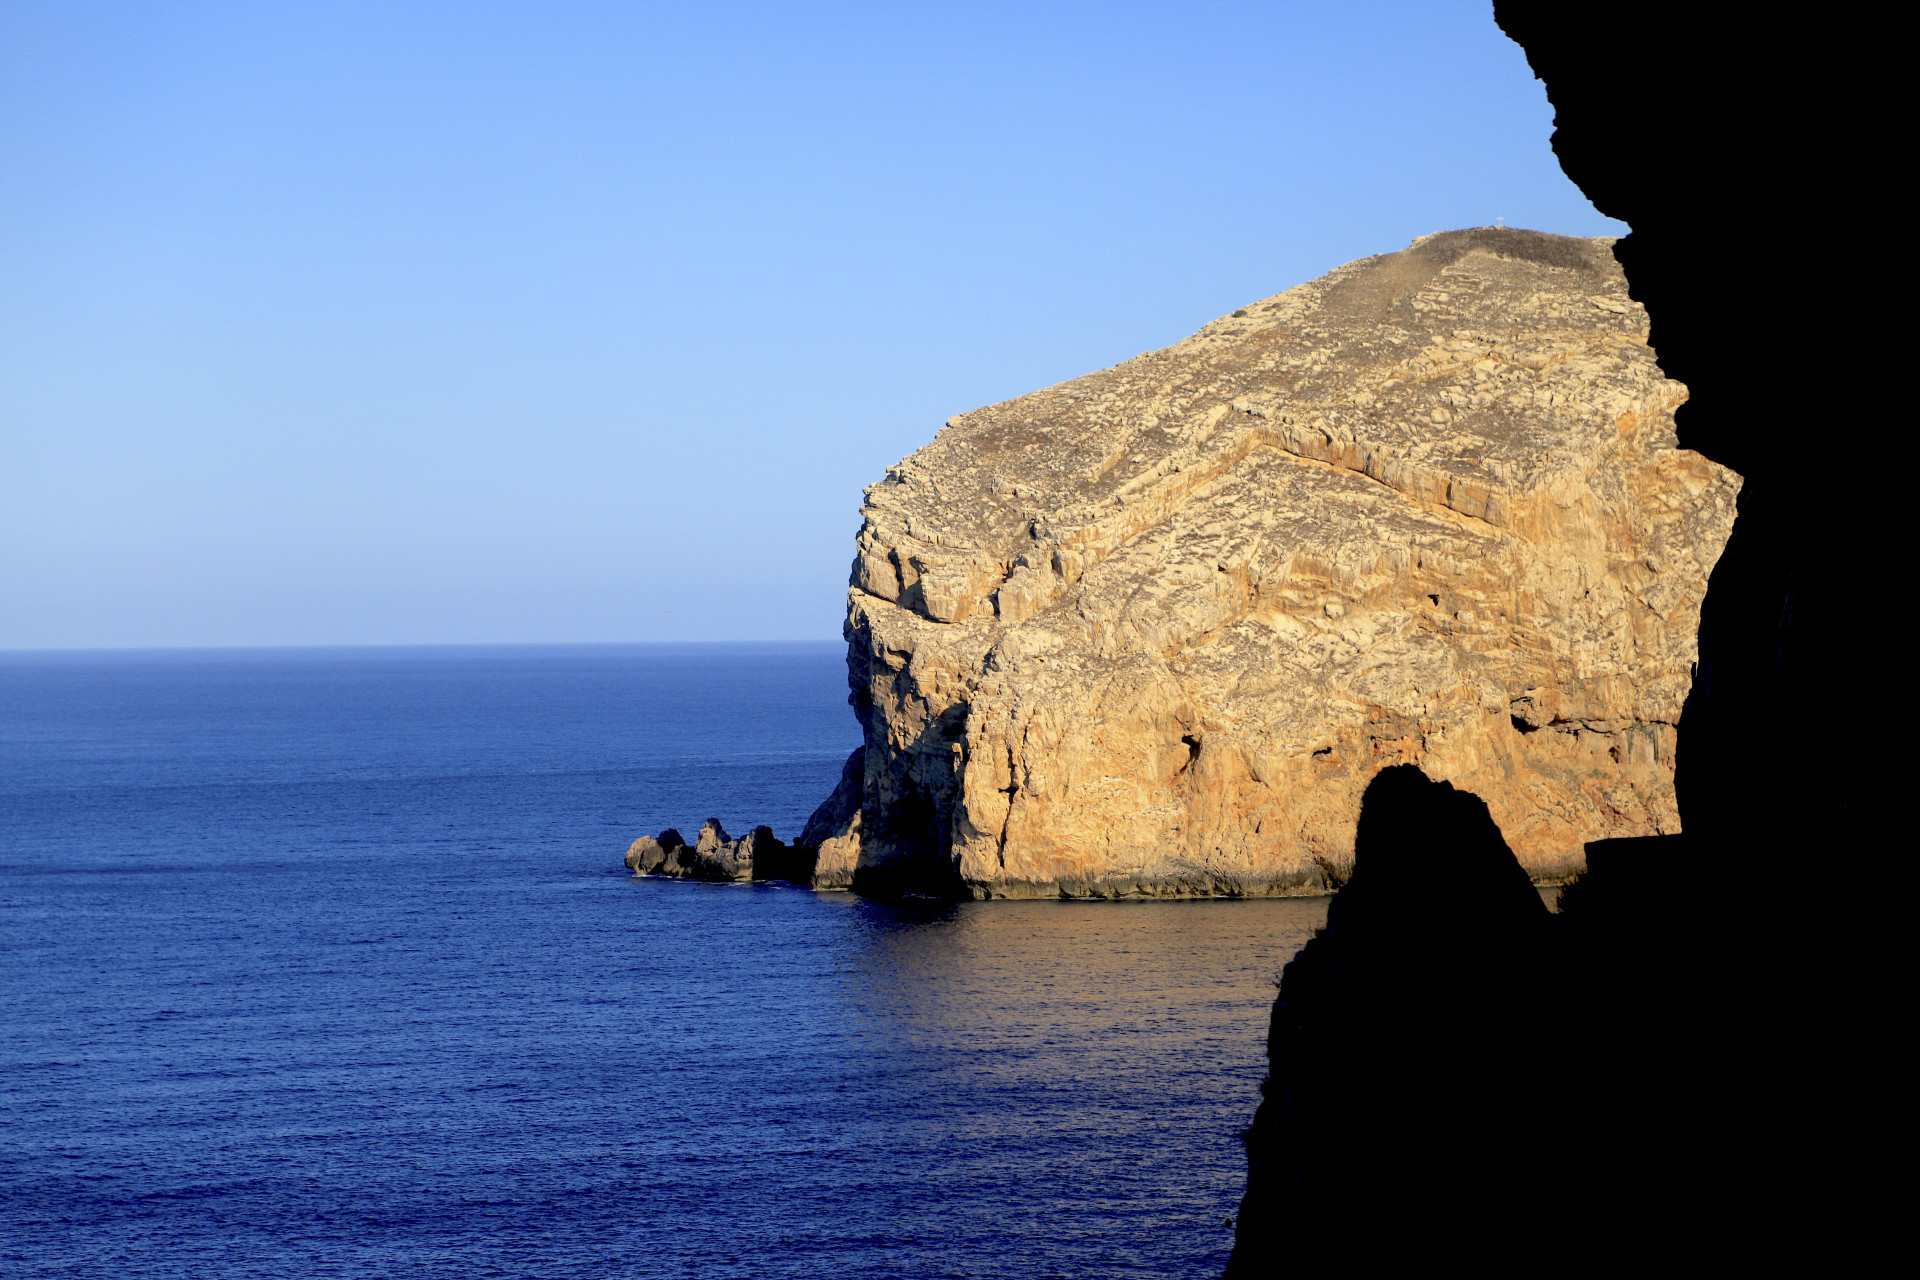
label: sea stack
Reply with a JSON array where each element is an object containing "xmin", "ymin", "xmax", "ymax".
[{"xmin": 799, "ymin": 228, "xmax": 1738, "ymax": 898}]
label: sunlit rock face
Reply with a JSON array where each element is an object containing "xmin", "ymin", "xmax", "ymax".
[{"xmin": 805, "ymin": 228, "xmax": 1738, "ymax": 898}]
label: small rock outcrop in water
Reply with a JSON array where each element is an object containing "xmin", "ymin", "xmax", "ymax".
[
  {"xmin": 800, "ymin": 228, "xmax": 1738, "ymax": 898},
  {"xmin": 625, "ymin": 820, "xmax": 802, "ymax": 883}
]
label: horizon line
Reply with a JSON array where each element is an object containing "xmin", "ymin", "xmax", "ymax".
[{"xmin": 0, "ymin": 638, "xmax": 846, "ymax": 658}]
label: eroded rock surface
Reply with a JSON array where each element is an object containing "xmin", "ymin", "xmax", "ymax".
[
  {"xmin": 626, "ymin": 820, "xmax": 797, "ymax": 883},
  {"xmin": 802, "ymin": 228, "xmax": 1738, "ymax": 898}
]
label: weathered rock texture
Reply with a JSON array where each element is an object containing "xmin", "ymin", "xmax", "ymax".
[
  {"xmin": 804, "ymin": 228, "xmax": 1738, "ymax": 898},
  {"xmin": 626, "ymin": 820, "xmax": 798, "ymax": 883}
]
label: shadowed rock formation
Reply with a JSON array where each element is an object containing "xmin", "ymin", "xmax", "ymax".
[
  {"xmin": 1229, "ymin": 767, "xmax": 1557, "ymax": 1268},
  {"xmin": 1493, "ymin": 5, "xmax": 1896, "ymax": 1253},
  {"xmin": 1230, "ymin": 7, "xmax": 1899, "ymax": 1270},
  {"xmin": 800, "ymin": 229, "xmax": 1735, "ymax": 899},
  {"xmin": 796, "ymin": 746, "xmax": 866, "ymax": 889}
]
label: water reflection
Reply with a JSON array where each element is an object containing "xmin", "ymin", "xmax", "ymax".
[{"xmin": 823, "ymin": 897, "xmax": 1331, "ymax": 1273}]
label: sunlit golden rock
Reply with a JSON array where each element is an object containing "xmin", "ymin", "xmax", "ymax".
[{"xmin": 806, "ymin": 229, "xmax": 1738, "ymax": 897}]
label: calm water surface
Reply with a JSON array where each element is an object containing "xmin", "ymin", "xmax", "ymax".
[{"xmin": 1, "ymin": 645, "xmax": 1326, "ymax": 1278}]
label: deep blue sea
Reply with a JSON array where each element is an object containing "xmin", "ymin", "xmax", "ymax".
[{"xmin": 1, "ymin": 644, "xmax": 1328, "ymax": 1278}]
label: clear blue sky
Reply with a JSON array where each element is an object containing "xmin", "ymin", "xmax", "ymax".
[{"xmin": 0, "ymin": 1, "xmax": 1618, "ymax": 649}]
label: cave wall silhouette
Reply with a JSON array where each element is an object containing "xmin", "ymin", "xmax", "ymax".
[
  {"xmin": 1227, "ymin": 7, "xmax": 1900, "ymax": 1270},
  {"xmin": 1229, "ymin": 767, "xmax": 1562, "ymax": 1269}
]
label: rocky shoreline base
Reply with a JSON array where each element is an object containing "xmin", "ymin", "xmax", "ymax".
[{"xmin": 625, "ymin": 810, "xmax": 1359, "ymax": 899}]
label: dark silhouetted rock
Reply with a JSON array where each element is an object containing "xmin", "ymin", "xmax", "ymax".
[
  {"xmin": 1228, "ymin": 766, "xmax": 1558, "ymax": 1271},
  {"xmin": 1232, "ymin": 8, "xmax": 1900, "ymax": 1270}
]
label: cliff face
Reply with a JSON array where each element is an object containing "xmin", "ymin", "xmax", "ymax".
[{"xmin": 805, "ymin": 228, "xmax": 1738, "ymax": 898}]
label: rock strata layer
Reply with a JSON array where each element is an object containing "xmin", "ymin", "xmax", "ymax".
[{"xmin": 799, "ymin": 228, "xmax": 1738, "ymax": 898}]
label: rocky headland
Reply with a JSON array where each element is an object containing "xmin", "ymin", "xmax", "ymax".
[
  {"xmin": 791, "ymin": 227, "xmax": 1737, "ymax": 899},
  {"xmin": 629, "ymin": 227, "xmax": 1736, "ymax": 899}
]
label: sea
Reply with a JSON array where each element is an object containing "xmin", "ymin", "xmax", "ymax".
[{"xmin": 0, "ymin": 644, "xmax": 1329, "ymax": 1279}]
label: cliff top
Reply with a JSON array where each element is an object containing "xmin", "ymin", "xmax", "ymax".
[{"xmin": 860, "ymin": 227, "xmax": 1662, "ymax": 614}]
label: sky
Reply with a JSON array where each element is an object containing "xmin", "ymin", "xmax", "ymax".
[{"xmin": 0, "ymin": 1, "xmax": 1622, "ymax": 649}]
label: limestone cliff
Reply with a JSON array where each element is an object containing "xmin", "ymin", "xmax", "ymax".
[{"xmin": 801, "ymin": 227, "xmax": 1737, "ymax": 898}]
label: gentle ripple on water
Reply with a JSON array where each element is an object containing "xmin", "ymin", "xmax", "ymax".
[{"xmin": 0, "ymin": 645, "xmax": 1326, "ymax": 1278}]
